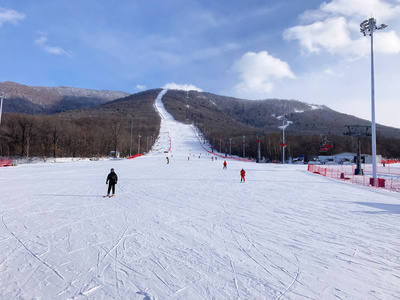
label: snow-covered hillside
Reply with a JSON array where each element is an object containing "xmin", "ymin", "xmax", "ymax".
[{"xmin": 1, "ymin": 90, "xmax": 399, "ymax": 299}]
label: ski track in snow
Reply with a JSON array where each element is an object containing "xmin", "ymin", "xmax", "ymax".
[{"xmin": 1, "ymin": 89, "xmax": 400, "ymax": 299}]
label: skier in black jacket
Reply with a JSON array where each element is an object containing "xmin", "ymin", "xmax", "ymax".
[{"xmin": 106, "ymin": 168, "xmax": 118, "ymax": 197}]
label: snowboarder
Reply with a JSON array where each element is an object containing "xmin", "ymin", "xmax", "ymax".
[
  {"xmin": 166, "ymin": 157, "xmax": 170, "ymax": 164},
  {"xmin": 106, "ymin": 168, "xmax": 118, "ymax": 197},
  {"xmin": 223, "ymin": 160, "xmax": 227, "ymax": 169},
  {"xmin": 240, "ymin": 168, "xmax": 246, "ymax": 182}
]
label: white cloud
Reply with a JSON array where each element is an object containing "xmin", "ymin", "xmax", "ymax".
[
  {"xmin": 284, "ymin": 0, "xmax": 400, "ymax": 56},
  {"xmin": 231, "ymin": 51, "xmax": 295, "ymax": 97},
  {"xmin": 0, "ymin": 7, "xmax": 25, "ymax": 26},
  {"xmin": 320, "ymin": 0, "xmax": 400, "ymax": 20},
  {"xmin": 43, "ymin": 46, "xmax": 73, "ymax": 56},
  {"xmin": 34, "ymin": 33, "xmax": 73, "ymax": 57},
  {"xmin": 163, "ymin": 83, "xmax": 203, "ymax": 92},
  {"xmin": 34, "ymin": 35, "xmax": 47, "ymax": 46},
  {"xmin": 135, "ymin": 84, "xmax": 146, "ymax": 91},
  {"xmin": 375, "ymin": 30, "xmax": 400, "ymax": 53},
  {"xmin": 323, "ymin": 68, "xmax": 344, "ymax": 77},
  {"xmin": 284, "ymin": 17, "xmax": 352, "ymax": 54}
]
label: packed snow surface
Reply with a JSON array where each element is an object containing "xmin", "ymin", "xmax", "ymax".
[{"xmin": 1, "ymin": 90, "xmax": 399, "ymax": 299}]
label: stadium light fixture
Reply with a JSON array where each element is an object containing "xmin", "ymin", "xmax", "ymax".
[{"xmin": 360, "ymin": 17, "xmax": 387, "ymax": 186}]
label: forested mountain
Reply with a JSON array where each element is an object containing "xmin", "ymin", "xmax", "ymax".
[
  {"xmin": 161, "ymin": 90, "xmax": 400, "ymax": 159},
  {"xmin": 162, "ymin": 90, "xmax": 399, "ymax": 138},
  {"xmin": 0, "ymin": 81, "xmax": 128, "ymax": 114}
]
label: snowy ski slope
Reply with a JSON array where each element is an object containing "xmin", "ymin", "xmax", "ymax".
[{"xmin": 0, "ymin": 90, "xmax": 399, "ymax": 299}]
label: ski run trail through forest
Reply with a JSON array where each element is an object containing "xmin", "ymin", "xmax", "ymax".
[{"xmin": 1, "ymin": 90, "xmax": 400, "ymax": 300}]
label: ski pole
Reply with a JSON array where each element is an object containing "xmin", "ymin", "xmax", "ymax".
[{"xmin": 117, "ymin": 184, "xmax": 123, "ymax": 192}]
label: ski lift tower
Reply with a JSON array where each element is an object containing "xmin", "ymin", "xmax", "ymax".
[
  {"xmin": 344, "ymin": 125, "xmax": 371, "ymax": 175},
  {"xmin": 360, "ymin": 17, "xmax": 387, "ymax": 185},
  {"xmin": 278, "ymin": 118, "xmax": 289, "ymax": 164},
  {"xmin": 255, "ymin": 133, "xmax": 264, "ymax": 163}
]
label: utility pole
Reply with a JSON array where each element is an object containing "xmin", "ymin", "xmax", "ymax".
[
  {"xmin": 0, "ymin": 93, "xmax": 5, "ymax": 126},
  {"xmin": 360, "ymin": 17, "xmax": 387, "ymax": 186},
  {"xmin": 138, "ymin": 135, "xmax": 141, "ymax": 155},
  {"xmin": 129, "ymin": 115, "xmax": 133, "ymax": 156}
]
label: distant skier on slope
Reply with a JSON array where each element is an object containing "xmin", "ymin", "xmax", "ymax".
[
  {"xmin": 106, "ymin": 168, "xmax": 118, "ymax": 197},
  {"xmin": 240, "ymin": 168, "xmax": 246, "ymax": 183},
  {"xmin": 223, "ymin": 160, "xmax": 227, "ymax": 169}
]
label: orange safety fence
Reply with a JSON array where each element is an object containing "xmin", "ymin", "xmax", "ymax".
[
  {"xmin": 307, "ymin": 164, "xmax": 400, "ymax": 193},
  {"xmin": 383, "ymin": 159, "xmax": 400, "ymax": 164}
]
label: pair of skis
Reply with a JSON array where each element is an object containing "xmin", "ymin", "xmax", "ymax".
[{"xmin": 103, "ymin": 195, "xmax": 115, "ymax": 198}]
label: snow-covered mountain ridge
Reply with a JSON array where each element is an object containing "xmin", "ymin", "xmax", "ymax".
[{"xmin": 0, "ymin": 81, "xmax": 128, "ymax": 114}]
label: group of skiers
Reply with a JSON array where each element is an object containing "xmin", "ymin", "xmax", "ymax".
[{"xmin": 106, "ymin": 160, "xmax": 247, "ymax": 196}]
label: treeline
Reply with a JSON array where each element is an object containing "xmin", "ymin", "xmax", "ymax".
[
  {"xmin": 2, "ymin": 90, "xmax": 400, "ymax": 161},
  {"xmin": 0, "ymin": 113, "xmax": 159, "ymax": 159},
  {"xmin": 200, "ymin": 126, "xmax": 400, "ymax": 161}
]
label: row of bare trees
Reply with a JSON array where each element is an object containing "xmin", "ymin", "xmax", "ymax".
[
  {"xmin": 0, "ymin": 113, "xmax": 159, "ymax": 159},
  {"xmin": 202, "ymin": 127, "xmax": 400, "ymax": 162},
  {"xmin": 1, "ymin": 112, "xmax": 399, "ymax": 161}
]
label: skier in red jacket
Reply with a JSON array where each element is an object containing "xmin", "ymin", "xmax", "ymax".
[{"xmin": 240, "ymin": 168, "xmax": 246, "ymax": 183}]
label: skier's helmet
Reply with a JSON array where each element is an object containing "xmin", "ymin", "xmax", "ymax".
[{"xmin": 111, "ymin": 168, "xmax": 114, "ymax": 171}]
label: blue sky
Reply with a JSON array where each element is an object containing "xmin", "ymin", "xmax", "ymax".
[{"xmin": 1, "ymin": 0, "xmax": 400, "ymax": 128}]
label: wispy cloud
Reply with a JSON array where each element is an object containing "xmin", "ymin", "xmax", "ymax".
[
  {"xmin": 163, "ymin": 83, "xmax": 202, "ymax": 92},
  {"xmin": 0, "ymin": 7, "xmax": 25, "ymax": 26},
  {"xmin": 232, "ymin": 51, "xmax": 296, "ymax": 98},
  {"xmin": 34, "ymin": 32, "xmax": 73, "ymax": 57},
  {"xmin": 135, "ymin": 85, "xmax": 146, "ymax": 91}
]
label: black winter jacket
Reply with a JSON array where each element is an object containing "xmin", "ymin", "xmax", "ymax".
[{"xmin": 106, "ymin": 172, "xmax": 118, "ymax": 184}]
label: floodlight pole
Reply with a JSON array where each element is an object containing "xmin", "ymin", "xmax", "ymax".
[{"xmin": 360, "ymin": 17, "xmax": 387, "ymax": 186}]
